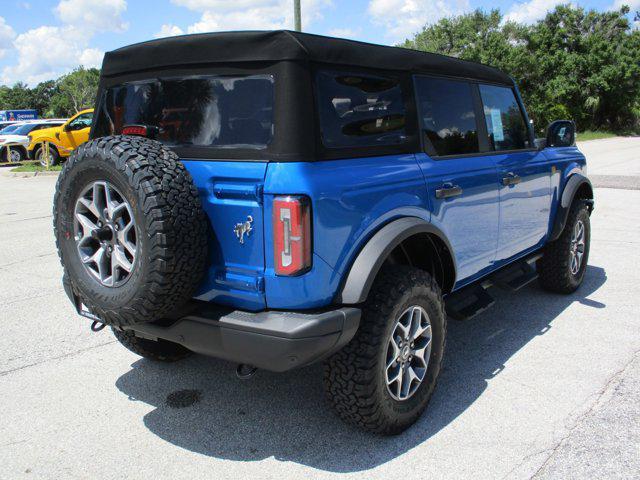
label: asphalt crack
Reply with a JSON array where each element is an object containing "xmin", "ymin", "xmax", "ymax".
[{"xmin": 0, "ymin": 340, "xmax": 117, "ymax": 377}]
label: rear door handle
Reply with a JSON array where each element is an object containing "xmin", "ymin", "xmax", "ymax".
[
  {"xmin": 502, "ymin": 172, "xmax": 521, "ymax": 186},
  {"xmin": 435, "ymin": 183, "xmax": 463, "ymax": 199}
]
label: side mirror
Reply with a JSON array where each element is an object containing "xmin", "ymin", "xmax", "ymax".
[
  {"xmin": 63, "ymin": 124, "xmax": 71, "ymax": 132},
  {"xmin": 546, "ymin": 120, "xmax": 575, "ymax": 148}
]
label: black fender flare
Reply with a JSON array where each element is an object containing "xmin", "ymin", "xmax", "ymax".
[
  {"xmin": 338, "ymin": 217, "xmax": 456, "ymax": 304},
  {"xmin": 549, "ymin": 173, "xmax": 594, "ymax": 241}
]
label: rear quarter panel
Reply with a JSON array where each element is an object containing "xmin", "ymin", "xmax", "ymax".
[{"xmin": 264, "ymin": 154, "xmax": 430, "ymax": 310}]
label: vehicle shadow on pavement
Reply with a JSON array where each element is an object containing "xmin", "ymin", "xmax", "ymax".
[{"xmin": 115, "ymin": 265, "xmax": 607, "ymax": 473}]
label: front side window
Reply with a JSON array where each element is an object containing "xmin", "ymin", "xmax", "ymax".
[
  {"xmin": 94, "ymin": 75, "xmax": 274, "ymax": 149},
  {"xmin": 479, "ymin": 85, "xmax": 529, "ymax": 151},
  {"xmin": 68, "ymin": 113, "xmax": 93, "ymax": 131},
  {"xmin": 316, "ymin": 71, "xmax": 407, "ymax": 148},
  {"xmin": 414, "ymin": 76, "xmax": 479, "ymax": 156}
]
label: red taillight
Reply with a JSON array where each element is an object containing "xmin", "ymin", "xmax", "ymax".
[
  {"xmin": 273, "ymin": 196, "xmax": 311, "ymax": 276},
  {"xmin": 122, "ymin": 125, "xmax": 148, "ymax": 136}
]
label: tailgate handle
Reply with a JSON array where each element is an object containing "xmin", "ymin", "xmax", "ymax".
[{"xmin": 435, "ymin": 183, "xmax": 463, "ymax": 199}]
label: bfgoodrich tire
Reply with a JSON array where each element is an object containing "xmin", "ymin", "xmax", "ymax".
[
  {"xmin": 537, "ymin": 200, "xmax": 591, "ymax": 294},
  {"xmin": 112, "ymin": 328, "xmax": 192, "ymax": 362},
  {"xmin": 53, "ymin": 135, "xmax": 208, "ymax": 327},
  {"xmin": 324, "ymin": 266, "xmax": 446, "ymax": 435}
]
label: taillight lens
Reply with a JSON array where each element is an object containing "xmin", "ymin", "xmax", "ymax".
[
  {"xmin": 122, "ymin": 125, "xmax": 148, "ymax": 136},
  {"xmin": 273, "ymin": 196, "xmax": 311, "ymax": 276}
]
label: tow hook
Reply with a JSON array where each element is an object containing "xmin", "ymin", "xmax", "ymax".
[
  {"xmin": 236, "ymin": 364, "xmax": 257, "ymax": 380},
  {"xmin": 90, "ymin": 320, "xmax": 106, "ymax": 332}
]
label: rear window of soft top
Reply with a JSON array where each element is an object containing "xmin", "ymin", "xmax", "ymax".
[{"xmin": 93, "ymin": 74, "xmax": 274, "ymax": 149}]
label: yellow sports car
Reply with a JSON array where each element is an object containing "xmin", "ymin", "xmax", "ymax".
[{"xmin": 28, "ymin": 109, "xmax": 94, "ymax": 165}]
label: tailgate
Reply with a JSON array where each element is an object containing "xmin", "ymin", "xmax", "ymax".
[{"xmin": 182, "ymin": 160, "xmax": 267, "ymax": 311}]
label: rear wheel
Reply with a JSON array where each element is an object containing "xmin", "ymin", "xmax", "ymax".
[
  {"xmin": 7, "ymin": 147, "xmax": 24, "ymax": 163},
  {"xmin": 324, "ymin": 266, "xmax": 446, "ymax": 435},
  {"xmin": 538, "ymin": 200, "xmax": 591, "ymax": 293},
  {"xmin": 112, "ymin": 328, "xmax": 192, "ymax": 362}
]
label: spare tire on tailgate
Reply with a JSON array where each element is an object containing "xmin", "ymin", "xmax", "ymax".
[{"xmin": 53, "ymin": 135, "xmax": 208, "ymax": 327}]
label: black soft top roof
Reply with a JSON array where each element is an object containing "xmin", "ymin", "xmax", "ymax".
[{"xmin": 102, "ymin": 30, "xmax": 513, "ymax": 85}]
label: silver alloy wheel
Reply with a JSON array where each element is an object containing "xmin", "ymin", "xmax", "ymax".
[
  {"xmin": 569, "ymin": 219, "xmax": 586, "ymax": 275},
  {"xmin": 9, "ymin": 149, "xmax": 21, "ymax": 163},
  {"xmin": 385, "ymin": 305, "xmax": 432, "ymax": 401},
  {"xmin": 74, "ymin": 181, "xmax": 137, "ymax": 287}
]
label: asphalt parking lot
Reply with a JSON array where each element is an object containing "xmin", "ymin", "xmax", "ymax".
[{"xmin": 1, "ymin": 138, "xmax": 639, "ymax": 479}]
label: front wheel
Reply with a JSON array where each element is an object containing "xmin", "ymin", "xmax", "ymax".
[
  {"xmin": 324, "ymin": 266, "xmax": 446, "ymax": 435},
  {"xmin": 538, "ymin": 200, "xmax": 591, "ymax": 293},
  {"xmin": 36, "ymin": 145, "xmax": 60, "ymax": 167}
]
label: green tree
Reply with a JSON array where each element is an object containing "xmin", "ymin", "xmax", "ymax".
[
  {"xmin": 31, "ymin": 80, "xmax": 58, "ymax": 117},
  {"xmin": 50, "ymin": 67, "xmax": 100, "ymax": 117},
  {"xmin": 401, "ymin": 5, "xmax": 640, "ymax": 132},
  {"xmin": 0, "ymin": 82, "xmax": 34, "ymax": 110}
]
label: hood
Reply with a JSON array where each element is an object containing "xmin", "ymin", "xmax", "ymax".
[{"xmin": 28, "ymin": 124, "xmax": 63, "ymax": 140}]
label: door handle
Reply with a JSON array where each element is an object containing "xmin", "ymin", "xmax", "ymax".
[
  {"xmin": 435, "ymin": 183, "xmax": 463, "ymax": 199},
  {"xmin": 502, "ymin": 172, "xmax": 521, "ymax": 186}
]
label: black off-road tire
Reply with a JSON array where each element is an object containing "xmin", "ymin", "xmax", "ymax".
[
  {"xmin": 112, "ymin": 328, "xmax": 192, "ymax": 362},
  {"xmin": 323, "ymin": 266, "xmax": 446, "ymax": 435},
  {"xmin": 53, "ymin": 135, "xmax": 208, "ymax": 327},
  {"xmin": 537, "ymin": 200, "xmax": 591, "ymax": 293}
]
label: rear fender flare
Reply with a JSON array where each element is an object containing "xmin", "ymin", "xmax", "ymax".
[{"xmin": 338, "ymin": 217, "xmax": 456, "ymax": 304}]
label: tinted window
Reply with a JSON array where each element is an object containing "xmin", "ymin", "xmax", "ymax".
[
  {"xmin": 0, "ymin": 124, "xmax": 20, "ymax": 134},
  {"xmin": 68, "ymin": 113, "xmax": 93, "ymax": 130},
  {"xmin": 316, "ymin": 71, "xmax": 407, "ymax": 148},
  {"xmin": 479, "ymin": 85, "xmax": 529, "ymax": 151},
  {"xmin": 94, "ymin": 75, "xmax": 274, "ymax": 148},
  {"xmin": 414, "ymin": 76, "xmax": 479, "ymax": 156}
]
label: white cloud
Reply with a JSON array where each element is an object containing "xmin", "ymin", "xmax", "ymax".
[
  {"xmin": 504, "ymin": 0, "xmax": 565, "ymax": 24},
  {"xmin": 0, "ymin": 17, "xmax": 15, "ymax": 59},
  {"xmin": 170, "ymin": 0, "xmax": 331, "ymax": 33},
  {"xmin": 79, "ymin": 48, "xmax": 105, "ymax": 68},
  {"xmin": 368, "ymin": 0, "xmax": 471, "ymax": 42},
  {"xmin": 56, "ymin": 0, "xmax": 128, "ymax": 33},
  {"xmin": 155, "ymin": 24, "xmax": 185, "ymax": 38},
  {"xmin": 327, "ymin": 28, "xmax": 360, "ymax": 39},
  {"xmin": 1, "ymin": 0, "xmax": 125, "ymax": 85}
]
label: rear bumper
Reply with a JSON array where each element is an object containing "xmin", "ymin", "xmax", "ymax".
[{"xmin": 121, "ymin": 303, "xmax": 361, "ymax": 372}]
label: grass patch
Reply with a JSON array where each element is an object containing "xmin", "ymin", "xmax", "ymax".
[
  {"xmin": 11, "ymin": 163, "xmax": 62, "ymax": 173},
  {"xmin": 576, "ymin": 130, "xmax": 618, "ymax": 142}
]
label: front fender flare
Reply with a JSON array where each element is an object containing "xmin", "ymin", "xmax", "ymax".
[
  {"xmin": 338, "ymin": 217, "xmax": 456, "ymax": 304},
  {"xmin": 549, "ymin": 173, "xmax": 594, "ymax": 241}
]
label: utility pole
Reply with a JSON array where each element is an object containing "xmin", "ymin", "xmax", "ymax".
[{"xmin": 294, "ymin": 0, "xmax": 301, "ymax": 31}]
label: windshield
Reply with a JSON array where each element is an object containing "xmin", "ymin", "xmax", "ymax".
[
  {"xmin": 12, "ymin": 123, "xmax": 53, "ymax": 135},
  {"xmin": 0, "ymin": 124, "xmax": 21, "ymax": 134},
  {"xmin": 94, "ymin": 75, "xmax": 274, "ymax": 149}
]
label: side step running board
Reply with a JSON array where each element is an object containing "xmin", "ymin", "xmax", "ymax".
[
  {"xmin": 445, "ymin": 252, "xmax": 543, "ymax": 320},
  {"xmin": 446, "ymin": 284, "xmax": 495, "ymax": 321},
  {"xmin": 492, "ymin": 256, "xmax": 540, "ymax": 291}
]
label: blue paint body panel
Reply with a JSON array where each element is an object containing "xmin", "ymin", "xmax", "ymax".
[
  {"xmin": 181, "ymin": 143, "xmax": 586, "ymax": 311},
  {"xmin": 182, "ymin": 159, "xmax": 268, "ymax": 311}
]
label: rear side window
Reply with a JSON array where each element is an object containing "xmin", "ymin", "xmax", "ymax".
[
  {"xmin": 316, "ymin": 71, "xmax": 407, "ymax": 148},
  {"xmin": 414, "ymin": 76, "xmax": 479, "ymax": 156},
  {"xmin": 94, "ymin": 75, "xmax": 274, "ymax": 149},
  {"xmin": 479, "ymin": 85, "xmax": 529, "ymax": 151}
]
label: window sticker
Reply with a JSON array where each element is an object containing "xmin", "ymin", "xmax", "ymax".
[{"xmin": 490, "ymin": 108, "xmax": 504, "ymax": 142}]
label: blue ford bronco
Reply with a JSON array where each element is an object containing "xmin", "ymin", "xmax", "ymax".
[{"xmin": 54, "ymin": 31, "xmax": 593, "ymax": 434}]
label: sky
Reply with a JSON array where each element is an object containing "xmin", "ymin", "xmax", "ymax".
[{"xmin": 0, "ymin": 0, "xmax": 636, "ymax": 87}]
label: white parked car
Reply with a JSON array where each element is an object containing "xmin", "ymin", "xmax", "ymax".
[{"xmin": 0, "ymin": 119, "xmax": 66, "ymax": 162}]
